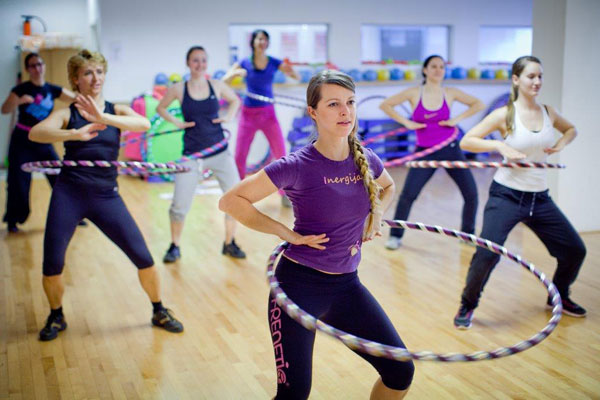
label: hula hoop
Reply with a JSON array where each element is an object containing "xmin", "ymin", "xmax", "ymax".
[
  {"xmin": 266, "ymin": 219, "xmax": 562, "ymax": 362},
  {"xmin": 21, "ymin": 160, "xmax": 190, "ymax": 177},
  {"xmin": 239, "ymin": 91, "xmax": 306, "ymax": 110},
  {"xmin": 382, "ymin": 128, "xmax": 460, "ymax": 169},
  {"xmin": 405, "ymin": 160, "xmax": 566, "ymax": 169}
]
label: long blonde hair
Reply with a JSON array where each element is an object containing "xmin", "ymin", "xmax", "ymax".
[
  {"xmin": 306, "ymin": 70, "xmax": 381, "ymax": 233},
  {"xmin": 505, "ymin": 55, "xmax": 542, "ymax": 137},
  {"xmin": 67, "ymin": 49, "xmax": 108, "ymax": 92}
]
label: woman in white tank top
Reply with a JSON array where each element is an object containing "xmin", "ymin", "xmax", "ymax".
[{"xmin": 452, "ymin": 56, "xmax": 587, "ymax": 329}]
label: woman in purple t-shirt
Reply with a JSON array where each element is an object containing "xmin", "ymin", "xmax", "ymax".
[
  {"xmin": 380, "ymin": 55, "xmax": 484, "ymax": 250},
  {"xmin": 223, "ymin": 29, "xmax": 299, "ymax": 181},
  {"xmin": 220, "ymin": 70, "xmax": 414, "ymax": 399}
]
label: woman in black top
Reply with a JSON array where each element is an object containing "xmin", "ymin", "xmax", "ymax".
[
  {"xmin": 30, "ymin": 50, "xmax": 184, "ymax": 341},
  {"xmin": 1, "ymin": 53, "xmax": 75, "ymax": 232}
]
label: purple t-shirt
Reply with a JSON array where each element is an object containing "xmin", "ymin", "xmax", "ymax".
[
  {"xmin": 240, "ymin": 57, "xmax": 282, "ymax": 107},
  {"xmin": 265, "ymin": 144, "xmax": 384, "ymax": 274}
]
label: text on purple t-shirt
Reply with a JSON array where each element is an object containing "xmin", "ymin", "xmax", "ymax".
[{"xmin": 264, "ymin": 144, "xmax": 384, "ymax": 274}]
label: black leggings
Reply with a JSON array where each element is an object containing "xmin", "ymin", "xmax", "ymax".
[
  {"xmin": 268, "ymin": 257, "xmax": 414, "ymax": 399},
  {"xmin": 460, "ymin": 181, "xmax": 586, "ymax": 309},
  {"xmin": 390, "ymin": 140, "xmax": 478, "ymax": 238},
  {"xmin": 3, "ymin": 130, "xmax": 58, "ymax": 225},
  {"xmin": 43, "ymin": 179, "xmax": 154, "ymax": 276}
]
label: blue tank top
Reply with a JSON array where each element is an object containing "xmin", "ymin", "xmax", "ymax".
[
  {"xmin": 240, "ymin": 57, "xmax": 282, "ymax": 107},
  {"xmin": 61, "ymin": 102, "xmax": 120, "ymax": 188},
  {"xmin": 181, "ymin": 80, "xmax": 227, "ymax": 156}
]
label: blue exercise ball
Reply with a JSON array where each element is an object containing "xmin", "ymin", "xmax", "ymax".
[
  {"xmin": 154, "ymin": 73, "xmax": 168, "ymax": 85},
  {"xmin": 451, "ymin": 67, "xmax": 467, "ymax": 80},
  {"xmin": 348, "ymin": 69, "xmax": 362, "ymax": 82},
  {"xmin": 299, "ymin": 69, "xmax": 312, "ymax": 83},
  {"xmin": 389, "ymin": 68, "xmax": 404, "ymax": 81},
  {"xmin": 481, "ymin": 69, "xmax": 495, "ymax": 80},
  {"xmin": 362, "ymin": 69, "xmax": 377, "ymax": 81}
]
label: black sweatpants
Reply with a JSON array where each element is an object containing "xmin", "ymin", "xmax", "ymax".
[
  {"xmin": 460, "ymin": 181, "xmax": 586, "ymax": 309},
  {"xmin": 390, "ymin": 140, "xmax": 478, "ymax": 238},
  {"xmin": 3, "ymin": 129, "xmax": 58, "ymax": 226}
]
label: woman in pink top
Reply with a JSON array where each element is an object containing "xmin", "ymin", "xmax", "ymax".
[{"xmin": 380, "ymin": 55, "xmax": 485, "ymax": 249}]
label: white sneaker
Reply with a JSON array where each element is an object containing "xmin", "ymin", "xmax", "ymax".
[{"xmin": 385, "ymin": 236, "xmax": 402, "ymax": 250}]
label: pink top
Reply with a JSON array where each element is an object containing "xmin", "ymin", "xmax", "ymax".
[{"xmin": 412, "ymin": 89, "xmax": 455, "ymax": 148}]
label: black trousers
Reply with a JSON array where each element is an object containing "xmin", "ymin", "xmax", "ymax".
[
  {"xmin": 3, "ymin": 129, "xmax": 58, "ymax": 226},
  {"xmin": 460, "ymin": 181, "xmax": 586, "ymax": 309},
  {"xmin": 390, "ymin": 140, "xmax": 478, "ymax": 238}
]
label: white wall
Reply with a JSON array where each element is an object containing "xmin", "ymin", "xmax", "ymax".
[
  {"xmin": 558, "ymin": 0, "xmax": 600, "ymax": 231},
  {"xmin": 532, "ymin": 0, "xmax": 600, "ymax": 232},
  {"xmin": 0, "ymin": 0, "xmax": 95, "ymax": 161},
  {"xmin": 98, "ymin": 0, "xmax": 531, "ymax": 101}
]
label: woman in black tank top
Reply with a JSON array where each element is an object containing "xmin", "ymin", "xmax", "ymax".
[
  {"xmin": 156, "ymin": 46, "xmax": 246, "ymax": 263},
  {"xmin": 29, "ymin": 49, "xmax": 184, "ymax": 341}
]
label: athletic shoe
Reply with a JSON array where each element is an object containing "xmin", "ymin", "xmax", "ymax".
[
  {"xmin": 39, "ymin": 314, "xmax": 67, "ymax": 341},
  {"xmin": 163, "ymin": 243, "xmax": 181, "ymax": 263},
  {"xmin": 7, "ymin": 223, "xmax": 19, "ymax": 233},
  {"xmin": 222, "ymin": 240, "xmax": 246, "ymax": 259},
  {"xmin": 454, "ymin": 305, "xmax": 474, "ymax": 330},
  {"xmin": 546, "ymin": 296, "xmax": 587, "ymax": 317},
  {"xmin": 385, "ymin": 236, "xmax": 402, "ymax": 250},
  {"xmin": 152, "ymin": 308, "xmax": 184, "ymax": 333}
]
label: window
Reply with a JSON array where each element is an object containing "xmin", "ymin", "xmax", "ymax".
[
  {"xmin": 361, "ymin": 25, "xmax": 450, "ymax": 63},
  {"xmin": 228, "ymin": 24, "xmax": 328, "ymax": 65},
  {"xmin": 479, "ymin": 26, "xmax": 532, "ymax": 64}
]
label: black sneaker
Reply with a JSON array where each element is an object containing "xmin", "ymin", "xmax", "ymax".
[
  {"xmin": 163, "ymin": 243, "xmax": 181, "ymax": 263},
  {"xmin": 39, "ymin": 314, "xmax": 67, "ymax": 341},
  {"xmin": 152, "ymin": 308, "xmax": 184, "ymax": 333},
  {"xmin": 547, "ymin": 297, "xmax": 586, "ymax": 317},
  {"xmin": 454, "ymin": 305, "xmax": 474, "ymax": 330},
  {"xmin": 222, "ymin": 239, "xmax": 246, "ymax": 259},
  {"xmin": 7, "ymin": 223, "xmax": 19, "ymax": 233}
]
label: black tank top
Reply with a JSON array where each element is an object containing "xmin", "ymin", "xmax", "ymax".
[
  {"xmin": 60, "ymin": 102, "xmax": 120, "ymax": 188},
  {"xmin": 181, "ymin": 80, "xmax": 227, "ymax": 156}
]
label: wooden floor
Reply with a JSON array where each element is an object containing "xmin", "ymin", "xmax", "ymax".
[{"xmin": 1, "ymin": 167, "xmax": 599, "ymax": 399}]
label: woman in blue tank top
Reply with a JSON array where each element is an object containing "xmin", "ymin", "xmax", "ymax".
[
  {"xmin": 156, "ymin": 46, "xmax": 246, "ymax": 263},
  {"xmin": 29, "ymin": 50, "xmax": 184, "ymax": 341}
]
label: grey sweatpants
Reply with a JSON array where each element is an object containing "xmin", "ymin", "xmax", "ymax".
[{"xmin": 169, "ymin": 150, "xmax": 240, "ymax": 221}]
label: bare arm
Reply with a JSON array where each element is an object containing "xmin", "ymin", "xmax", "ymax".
[
  {"xmin": 279, "ymin": 60, "xmax": 300, "ymax": 81},
  {"xmin": 29, "ymin": 107, "xmax": 106, "ymax": 143},
  {"xmin": 440, "ymin": 88, "xmax": 485, "ymax": 126},
  {"xmin": 154, "ymin": 83, "xmax": 194, "ymax": 130},
  {"xmin": 222, "ymin": 62, "xmax": 247, "ymax": 84},
  {"xmin": 219, "ymin": 170, "xmax": 329, "ymax": 249},
  {"xmin": 379, "ymin": 87, "xmax": 426, "ymax": 130},
  {"xmin": 1, "ymin": 92, "xmax": 34, "ymax": 114},
  {"xmin": 72, "ymin": 94, "xmax": 150, "ymax": 132},
  {"xmin": 459, "ymin": 107, "xmax": 526, "ymax": 159},
  {"xmin": 58, "ymin": 88, "xmax": 76, "ymax": 103},
  {"xmin": 211, "ymin": 79, "xmax": 241, "ymax": 123},
  {"xmin": 544, "ymin": 105, "xmax": 577, "ymax": 154},
  {"xmin": 364, "ymin": 169, "xmax": 395, "ymax": 241}
]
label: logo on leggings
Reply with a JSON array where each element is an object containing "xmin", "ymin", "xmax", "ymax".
[{"xmin": 270, "ymin": 298, "xmax": 289, "ymax": 385}]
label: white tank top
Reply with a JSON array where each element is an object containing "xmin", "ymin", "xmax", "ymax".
[{"xmin": 493, "ymin": 105, "xmax": 556, "ymax": 192}]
